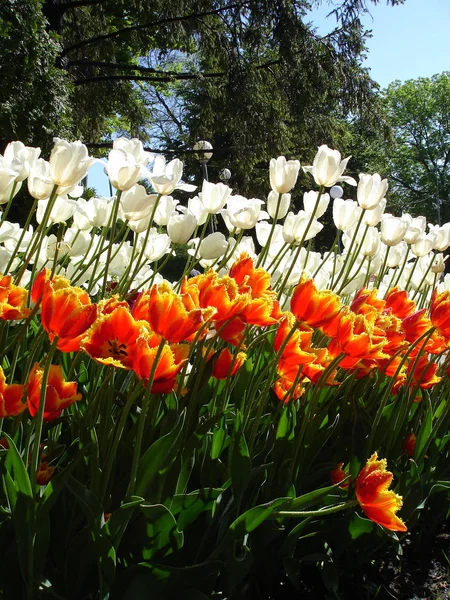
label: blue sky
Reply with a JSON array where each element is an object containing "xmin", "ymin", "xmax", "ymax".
[
  {"xmin": 88, "ymin": 0, "xmax": 450, "ymax": 194},
  {"xmin": 307, "ymin": 0, "xmax": 450, "ymax": 88}
]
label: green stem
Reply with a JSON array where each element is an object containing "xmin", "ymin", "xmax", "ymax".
[{"xmin": 274, "ymin": 499, "xmax": 358, "ymax": 518}]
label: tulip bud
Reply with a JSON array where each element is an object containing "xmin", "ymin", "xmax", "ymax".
[{"xmin": 333, "ymin": 198, "xmax": 361, "ymax": 231}]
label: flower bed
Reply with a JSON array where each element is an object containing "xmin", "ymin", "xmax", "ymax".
[{"xmin": 0, "ymin": 139, "xmax": 449, "ymax": 599}]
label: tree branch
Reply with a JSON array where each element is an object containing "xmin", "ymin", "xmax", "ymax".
[
  {"xmin": 61, "ymin": 2, "xmax": 248, "ymax": 55},
  {"xmin": 74, "ymin": 73, "xmax": 224, "ymax": 85},
  {"xmin": 72, "ymin": 59, "xmax": 280, "ymax": 85}
]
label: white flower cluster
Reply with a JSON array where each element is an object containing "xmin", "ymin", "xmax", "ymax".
[{"xmin": 0, "ymin": 138, "xmax": 448, "ymax": 302}]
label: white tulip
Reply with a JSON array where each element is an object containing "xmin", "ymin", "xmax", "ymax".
[
  {"xmin": 188, "ymin": 195, "xmax": 209, "ymax": 225},
  {"xmin": 36, "ymin": 196, "xmax": 78, "ymax": 224},
  {"xmin": 28, "ymin": 159, "xmax": 56, "ymax": 200},
  {"xmin": 385, "ymin": 241, "xmax": 408, "ymax": 268},
  {"xmin": 167, "ymin": 211, "xmax": 197, "ymax": 244},
  {"xmin": 357, "ymin": 173, "xmax": 388, "ymax": 210},
  {"xmin": 360, "ymin": 227, "xmax": 381, "ymax": 257},
  {"xmin": 402, "ymin": 214, "xmax": 427, "ymax": 244},
  {"xmin": 0, "ymin": 170, "xmax": 21, "ymax": 204},
  {"xmin": 431, "ymin": 252, "xmax": 446, "ymax": 274},
  {"xmin": 303, "ymin": 191, "xmax": 330, "ymax": 218},
  {"xmin": 224, "ymin": 196, "xmax": 264, "ymax": 230},
  {"xmin": 429, "ymin": 222, "xmax": 450, "ymax": 252},
  {"xmin": 73, "ymin": 196, "xmax": 114, "ymax": 230},
  {"xmin": 380, "ymin": 214, "xmax": 408, "ymax": 246},
  {"xmin": 136, "ymin": 229, "xmax": 171, "ymax": 262},
  {"xmin": 411, "ymin": 231, "xmax": 438, "ymax": 257},
  {"xmin": 152, "ymin": 195, "xmax": 179, "ymax": 226},
  {"xmin": 282, "ymin": 210, "xmax": 323, "ymax": 244},
  {"xmin": 120, "ymin": 184, "xmax": 158, "ymax": 221},
  {"xmin": 199, "ymin": 232, "xmax": 229, "ymax": 260},
  {"xmin": 266, "ymin": 190, "xmax": 291, "ymax": 220},
  {"xmin": 106, "ymin": 149, "xmax": 143, "ymax": 191},
  {"xmin": 303, "ymin": 145, "xmax": 357, "ymax": 187},
  {"xmin": 113, "ymin": 138, "xmax": 153, "ymax": 167},
  {"xmin": 269, "ymin": 156, "xmax": 300, "ymax": 194},
  {"xmin": 49, "ymin": 138, "xmax": 97, "ymax": 188},
  {"xmin": 200, "ymin": 180, "xmax": 232, "ymax": 214},
  {"xmin": 2, "ymin": 141, "xmax": 41, "ymax": 181},
  {"xmin": 363, "ymin": 198, "xmax": 386, "ymax": 227},
  {"xmin": 149, "ymin": 156, "xmax": 196, "ymax": 195},
  {"xmin": 333, "ymin": 198, "xmax": 361, "ymax": 231}
]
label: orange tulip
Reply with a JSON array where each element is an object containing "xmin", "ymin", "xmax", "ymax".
[
  {"xmin": 408, "ymin": 354, "xmax": 441, "ymax": 390},
  {"xmin": 215, "ymin": 316, "xmax": 247, "ymax": 347},
  {"xmin": 0, "ymin": 275, "xmax": 31, "ymax": 321},
  {"xmin": 133, "ymin": 334, "xmax": 189, "ymax": 394},
  {"xmin": 229, "ymin": 254, "xmax": 273, "ymax": 298},
  {"xmin": 183, "ymin": 271, "xmax": 250, "ymax": 323},
  {"xmin": 430, "ymin": 289, "xmax": 450, "ymax": 340},
  {"xmin": 355, "ymin": 452, "xmax": 407, "ymax": 532},
  {"xmin": 211, "ymin": 348, "xmax": 246, "ymax": 379},
  {"xmin": 330, "ymin": 463, "xmax": 350, "ymax": 488},
  {"xmin": 0, "ymin": 366, "xmax": 26, "ymax": 417},
  {"xmin": 350, "ymin": 288, "xmax": 385, "ymax": 323},
  {"xmin": 384, "ymin": 287, "xmax": 416, "ymax": 320},
  {"xmin": 131, "ymin": 281, "xmax": 215, "ymax": 343},
  {"xmin": 290, "ymin": 274, "xmax": 341, "ymax": 330},
  {"xmin": 27, "ymin": 363, "xmax": 82, "ymax": 422},
  {"xmin": 81, "ymin": 305, "xmax": 149, "ymax": 369},
  {"xmin": 37, "ymin": 271, "xmax": 98, "ymax": 352},
  {"xmin": 332, "ymin": 312, "xmax": 388, "ymax": 362},
  {"xmin": 36, "ymin": 462, "xmax": 56, "ymax": 485},
  {"xmin": 403, "ymin": 433, "xmax": 416, "ymax": 458}
]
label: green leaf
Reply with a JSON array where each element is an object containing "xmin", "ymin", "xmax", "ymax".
[
  {"xmin": 140, "ymin": 503, "xmax": 183, "ymax": 560},
  {"xmin": 3, "ymin": 433, "xmax": 32, "ymax": 501},
  {"xmin": 415, "ymin": 394, "xmax": 433, "ymax": 460},
  {"xmin": 348, "ymin": 513, "xmax": 374, "ymax": 539},
  {"xmin": 211, "ymin": 415, "xmax": 227, "ymax": 460},
  {"xmin": 169, "ymin": 488, "xmax": 222, "ymax": 531},
  {"xmin": 230, "ymin": 412, "xmax": 251, "ymax": 503},
  {"xmin": 136, "ymin": 410, "xmax": 186, "ymax": 498},
  {"xmin": 67, "ymin": 476, "xmax": 103, "ymax": 532}
]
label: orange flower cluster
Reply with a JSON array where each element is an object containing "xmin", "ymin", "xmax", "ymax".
[
  {"xmin": 273, "ymin": 277, "xmax": 446, "ymax": 402},
  {"xmin": 29, "ymin": 257, "xmax": 283, "ymax": 395}
]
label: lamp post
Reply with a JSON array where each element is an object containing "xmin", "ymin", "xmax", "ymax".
[
  {"xmin": 330, "ymin": 185, "xmax": 344, "ymax": 253},
  {"xmin": 194, "ymin": 140, "xmax": 214, "ymax": 233}
]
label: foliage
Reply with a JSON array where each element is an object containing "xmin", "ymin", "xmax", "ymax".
[
  {"xmin": 0, "ymin": 0, "xmax": 71, "ymax": 153},
  {"xmin": 1, "ymin": 0, "xmax": 404, "ymax": 186},
  {"xmin": 382, "ymin": 72, "xmax": 450, "ymax": 223}
]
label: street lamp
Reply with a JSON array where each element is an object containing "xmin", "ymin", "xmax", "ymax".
[
  {"xmin": 193, "ymin": 140, "xmax": 213, "ymax": 183},
  {"xmin": 219, "ymin": 168, "xmax": 231, "ymax": 184}
]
